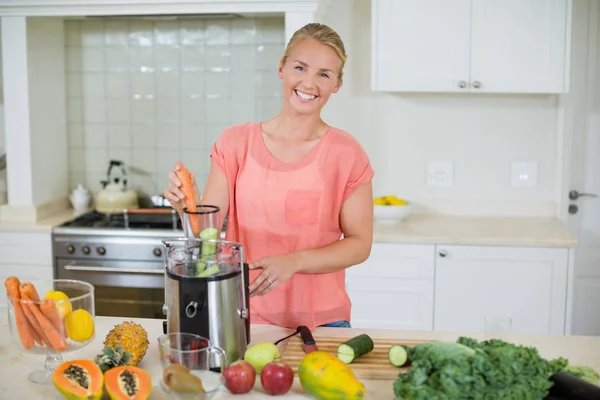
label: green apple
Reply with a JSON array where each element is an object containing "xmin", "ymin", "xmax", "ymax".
[{"xmin": 243, "ymin": 342, "xmax": 281, "ymax": 373}]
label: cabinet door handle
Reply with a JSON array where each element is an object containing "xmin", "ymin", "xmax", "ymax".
[
  {"xmin": 458, "ymin": 80, "xmax": 467, "ymax": 88},
  {"xmin": 472, "ymin": 81, "xmax": 481, "ymax": 89},
  {"xmin": 438, "ymin": 250, "xmax": 448, "ymax": 257}
]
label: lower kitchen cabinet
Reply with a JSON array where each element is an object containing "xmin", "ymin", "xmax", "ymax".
[
  {"xmin": 0, "ymin": 231, "xmax": 53, "ymax": 308},
  {"xmin": 346, "ymin": 243, "xmax": 435, "ymax": 330},
  {"xmin": 433, "ymin": 245, "xmax": 569, "ymax": 335}
]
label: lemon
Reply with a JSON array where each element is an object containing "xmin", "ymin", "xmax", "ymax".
[
  {"xmin": 374, "ymin": 196, "xmax": 388, "ymax": 205},
  {"xmin": 43, "ymin": 290, "xmax": 72, "ymax": 319},
  {"xmin": 65, "ymin": 309, "xmax": 95, "ymax": 342}
]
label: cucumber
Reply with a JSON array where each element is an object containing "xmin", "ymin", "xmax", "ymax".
[
  {"xmin": 196, "ymin": 265, "xmax": 220, "ymax": 277},
  {"xmin": 388, "ymin": 344, "xmax": 409, "ymax": 367},
  {"xmin": 336, "ymin": 334, "xmax": 374, "ymax": 364}
]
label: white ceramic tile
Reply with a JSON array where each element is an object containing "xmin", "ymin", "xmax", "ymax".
[
  {"xmin": 80, "ymin": 20, "xmax": 104, "ymax": 46},
  {"xmin": 205, "ymin": 72, "xmax": 230, "ymax": 98},
  {"xmin": 132, "ymin": 148, "xmax": 156, "ymax": 173},
  {"xmin": 230, "ymin": 45, "xmax": 256, "ymax": 72},
  {"xmin": 155, "ymin": 21, "xmax": 179, "ymax": 46},
  {"xmin": 156, "ymin": 122, "xmax": 181, "ymax": 149},
  {"xmin": 131, "ymin": 175, "xmax": 159, "ymax": 195},
  {"xmin": 131, "ymin": 123, "xmax": 156, "ymax": 148},
  {"xmin": 129, "ymin": 20, "xmax": 155, "ymax": 47},
  {"xmin": 256, "ymin": 98, "xmax": 282, "ymax": 121},
  {"xmin": 84, "ymin": 172, "xmax": 106, "ymax": 192},
  {"xmin": 130, "ymin": 47, "xmax": 155, "ymax": 72},
  {"xmin": 155, "ymin": 45, "xmax": 180, "ymax": 71},
  {"xmin": 256, "ymin": 44, "xmax": 284, "ymax": 70},
  {"xmin": 107, "ymin": 148, "xmax": 132, "ymax": 165},
  {"xmin": 67, "ymin": 72, "xmax": 83, "ymax": 97},
  {"xmin": 205, "ymin": 21, "xmax": 230, "ymax": 46},
  {"xmin": 69, "ymin": 147, "xmax": 85, "ymax": 172},
  {"xmin": 180, "ymin": 72, "xmax": 205, "ymax": 97},
  {"xmin": 206, "ymin": 123, "xmax": 229, "ymax": 145},
  {"xmin": 256, "ymin": 18, "xmax": 285, "ymax": 45},
  {"xmin": 132, "ymin": 72, "xmax": 155, "ymax": 96},
  {"xmin": 255, "ymin": 70, "xmax": 281, "ymax": 98},
  {"xmin": 107, "ymin": 124, "xmax": 131, "ymax": 148},
  {"xmin": 66, "ymin": 47, "xmax": 82, "ymax": 72},
  {"xmin": 205, "ymin": 98, "xmax": 230, "ymax": 123},
  {"xmin": 230, "ymin": 72, "xmax": 256, "ymax": 97},
  {"xmin": 205, "ymin": 46, "xmax": 231, "ymax": 72},
  {"xmin": 180, "ymin": 20, "xmax": 205, "ymax": 46},
  {"xmin": 106, "ymin": 99, "xmax": 131, "ymax": 123},
  {"xmin": 64, "ymin": 20, "xmax": 82, "ymax": 47},
  {"xmin": 157, "ymin": 148, "xmax": 182, "ymax": 175},
  {"xmin": 156, "ymin": 71, "xmax": 180, "ymax": 98},
  {"xmin": 67, "ymin": 98, "xmax": 83, "ymax": 122},
  {"xmin": 180, "ymin": 46, "xmax": 205, "ymax": 72},
  {"xmin": 181, "ymin": 98, "xmax": 205, "ymax": 122},
  {"xmin": 69, "ymin": 171, "xmax": 86, "ymax": 191},
  {"xmin": 181, "ymin": 149, "xmax": 206, "ymax": 176},
  {"xmin": 156, "ymin": 98, "xmax": 180, "ymax": 122},
  {"xmin": 82, "ymin": 72, "xmax": 106, "ymax": 98},
  {"xmin": 230, "ymin": 98, "xmax": 256, "ymax": 123},
  {"xmin": 106, "ymin": 72, "xmax": 130, "ymax": 98},
  {"xmin": 104, "ymin": 20, "xmax": 129, "ymax": 46},
  {"xmin": 105, "ymin": 47, "xmax": 130, "ymax": 72},
  {"xmin": 131, "ymin": 98, "xmax": 156, "ymax": 122},
  {"xmin": 81, "ymin": 47, "xmax": 105, "ymax": 72},
  {"xmin": 84, "ymin": 148, "xmax": 108, "ymax": 172},
  {"xmin": 68, "ymin": 123, "xmax": 84, "ymax": 147},
  {"xmin": 230, "ymin": 19, "xmax": 257, "ymax": 45},
  {"xmin": 83, "ymin": 124, "xmax": 107, "ymax": 148},
  {"xmin": 83, "ymin": 99, "xmax": 106, "ymax": 123},
  {"xmin": 181, "ymin": 123, "xmax": 206, "ymax": 150}
]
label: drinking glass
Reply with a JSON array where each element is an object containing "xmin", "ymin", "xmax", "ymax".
[
  {"xmin": 6, "ymin": 279, "xmax": 95, "ymax": 384},
  {"xmin": 182, "ymin": 205, "xmax": 220, "ymax": 240},
  {"xmin": 484, "ymin": 316, "xmax": 512, "ymax": 340}
]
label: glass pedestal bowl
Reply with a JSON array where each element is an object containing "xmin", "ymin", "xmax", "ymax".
[{"xmin": 5, "ymin": 278, "xmax": 95, "ymax": 385}]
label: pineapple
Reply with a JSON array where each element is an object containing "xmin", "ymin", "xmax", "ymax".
[
  {"xmin": 103, "ymin": 321, "xmax": 149, "ymax": 366},
  {"xmin": 94, "ymin": 344, "xmax": 132, "ymax": 373}
]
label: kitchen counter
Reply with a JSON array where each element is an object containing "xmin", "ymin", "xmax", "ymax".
[
  {"xmin": 0, "ymin": 316, "xmax": 598, "ymax": 399},
  {"xmin": 0, "ymin": 208, "xmax": 80, "ymax": 233}
]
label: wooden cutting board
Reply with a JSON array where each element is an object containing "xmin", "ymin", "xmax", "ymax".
[{"xmin": 281, "ymin": 335, "xmax": 433, "ymax": 380}]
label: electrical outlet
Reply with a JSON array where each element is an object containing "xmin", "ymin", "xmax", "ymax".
[
  {"xmin": 511, "ymin": 161, "xmax": 538, "ymax": 187},
  {"xmin": 427, "ymin": 161, "xmax": 454, "ymax": 187}
]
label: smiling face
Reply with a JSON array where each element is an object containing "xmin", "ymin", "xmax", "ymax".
[{"xmin": 278, "ymin": 37, "xmax": 343, "ymax": 116}]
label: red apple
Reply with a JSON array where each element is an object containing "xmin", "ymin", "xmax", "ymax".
[
  {"xmin": 223, "ymin": 359, "xmax": 256, "ymax": 394},
  {"xmin": 260, "ymin": 361, "xmax": 294, "ymax": 396}
]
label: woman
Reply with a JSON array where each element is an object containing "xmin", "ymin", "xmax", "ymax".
[{"xmin": 164, "ymin": 23, "xmax": 374, "ymax": 331}]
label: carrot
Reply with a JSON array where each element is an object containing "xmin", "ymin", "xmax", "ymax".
[
  {"xmin": 4, "ymin": 277, "xmax": 35, "ymax": 350},
  {"xmin": 175, "ymin": 165, "xmax": 200, "ymax": 236},
  {"xmin": 21, "ymin": 301, "xmax": 50, "ymax": 347},
  {"xmin": 19, "ymin": 282, "xmax": 40, "ymax": 303},
  {"xmin": 40, "ymin": 298, "xmax": 65, "ymax": 338},
  {"xmin": 22, "ymin": 293, "xmax": 67, "ymax": 352}
]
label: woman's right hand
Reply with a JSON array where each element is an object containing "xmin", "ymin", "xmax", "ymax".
[{"xmin": 163, "ymin": 161, "xmax": 200, "ymax": 215}]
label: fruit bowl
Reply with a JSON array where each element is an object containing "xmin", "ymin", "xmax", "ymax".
[
  {"xmin": 373, "ymin": 195, "xmax": 412, "ymax": 223},
  {"xmin": 157, "ymin": 333, "xmax": 227, "ymax": 400},
  {"xmin": 4, "ymin": 277, "xmax": 95, "ymax": 385}
]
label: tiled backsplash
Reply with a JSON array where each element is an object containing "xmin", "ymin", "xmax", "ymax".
[{"xmin": 65, "ymin": 16, "xmax": 285, "ymax": 197}]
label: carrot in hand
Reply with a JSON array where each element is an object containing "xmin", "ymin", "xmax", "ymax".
[
  {"xmin": 22, "ymin": 293, "xmax": 67, "ymax": 352},
  {"xmin": 175, "ymin": 165, "xmax": 200, "ymax": 235},
  {"xmin": 4, "ymin": 277, "xmax": 35, "ymax": 350},
  {"xmin": 40, "ymin": 298, "xmax": 65, "ymax": 338}
]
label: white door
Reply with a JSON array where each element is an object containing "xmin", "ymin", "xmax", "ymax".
[{"xmin": 561, "ymin": 0, "xmax": 600, "ymax": 335}]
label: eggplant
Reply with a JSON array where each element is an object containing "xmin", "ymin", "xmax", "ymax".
[{"xmin": 544, "ymin": 371, "xmax": 600, "ymax": 400}]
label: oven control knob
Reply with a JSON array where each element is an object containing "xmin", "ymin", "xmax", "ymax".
[
  {"xmin": 82, "ymin": 246, "xmax": 90, "ymax": 255},
  {"xmin": 66, "ymin": 245, "xmax": 75, "ymax": 254},
  {"xmin": 97, "ymin": 247, "xmax": 106, "ymax": 255},
  {"xmin": 153, "ymin": 248, "xmax": 162, "ymax": 257}
]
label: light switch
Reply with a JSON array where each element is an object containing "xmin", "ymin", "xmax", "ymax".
[
  {"xmin": 511, "ymin": 161, "xmax": 538, "ymax": 187},
  {"xmin": 427, "ymin": 161, "xmax": 454, "ymax": 187}
]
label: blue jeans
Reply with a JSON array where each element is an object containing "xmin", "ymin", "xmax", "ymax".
[{"xmin": 319, "ymin": 320, "xmax": 352, "ymax": 328}]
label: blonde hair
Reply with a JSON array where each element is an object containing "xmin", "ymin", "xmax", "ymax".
[{"xmin": 280, "ymin": 23, "xmax": 348, "ymax": 85}]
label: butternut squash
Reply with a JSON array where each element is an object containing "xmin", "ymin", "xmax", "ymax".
[{"xmin": 298, "ymin": 350, "xmax": 366, "ymax": 400}]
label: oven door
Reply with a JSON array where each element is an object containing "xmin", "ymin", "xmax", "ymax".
[{"xmin": 56, "ymin": 259, "xmax": 165, "ymax": 319}]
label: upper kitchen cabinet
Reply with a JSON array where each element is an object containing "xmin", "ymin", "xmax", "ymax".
[{"xmin": 371, "ymin": 0, "xmax": 573, "ymax": 94}]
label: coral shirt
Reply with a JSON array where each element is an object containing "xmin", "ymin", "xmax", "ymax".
[{"xmin": 210, "ymin": 122, "xmax": 374, "ymax": 330}]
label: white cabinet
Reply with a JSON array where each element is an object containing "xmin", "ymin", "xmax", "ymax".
[
  {"xmin": 371, "ymin": 0, "xmax": 572, "ymax": 93},
  {"xmin": 0, "ymin": 231, "xmax": 53, "ymax": 308},
  {"xmin": 433, "ymin": 245, "xmax": 569, "ymax": 335},
  {"xmin": 346, "ymin": 243, "xmax": 435, "ymax": 330}
]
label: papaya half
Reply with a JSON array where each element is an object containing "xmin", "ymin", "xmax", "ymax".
[
  {"xmin": 52, "ymin": 359, "xmax": 104, "ymax": 400},
  {"xmin": 104, "ymin": 365, "xmax": 152, "ymax": 400},
  {"xmin": 298, "ymin": 350, "xmax": 366, "ymax": 400}
]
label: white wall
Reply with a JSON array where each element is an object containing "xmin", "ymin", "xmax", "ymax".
[
  {"xmin": 317, "ymin": 0, "xmax": 560, "ymax": 217},
  {"xmin": 0, "ymin": 24, "xmax": 6, "ymax": 205}
]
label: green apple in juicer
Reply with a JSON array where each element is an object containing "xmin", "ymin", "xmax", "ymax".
[{"xmin": 244, "ymin": 342, "xmax": 281, "ymax": 373}]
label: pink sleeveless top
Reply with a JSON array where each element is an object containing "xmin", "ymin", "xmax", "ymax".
[{"xmin": 210, "ymin": 122, "xmax": 374, "ymax": 330}]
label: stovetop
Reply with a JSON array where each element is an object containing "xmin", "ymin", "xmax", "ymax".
[{"xmin": 58, "ymin": 209, "xmax": 182, "ymax": 230}]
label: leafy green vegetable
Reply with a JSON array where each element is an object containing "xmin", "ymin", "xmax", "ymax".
[
  {"xmin": 562, "ymin": 365, "xmax": 600, "ymax": 385},
  {"xmin": 393, "ymin": 337, "xmax": 569, "ymax": 400}
]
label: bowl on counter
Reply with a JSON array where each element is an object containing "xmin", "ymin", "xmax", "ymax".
[{"xmin": 373, "ymin": 195, "xmax": 412, "ymax": 223}]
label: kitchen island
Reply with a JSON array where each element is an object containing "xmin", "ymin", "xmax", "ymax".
[{"xmin": 0, "ymin": 316, "xmax": 599, "ymax": 399}]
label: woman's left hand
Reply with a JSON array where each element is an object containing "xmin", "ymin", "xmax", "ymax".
[{"xmin": 248, "ymin": 254, "xmax": 298, "ymax": 297}]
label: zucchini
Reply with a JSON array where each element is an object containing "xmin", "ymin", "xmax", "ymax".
[
  {"xmin": 388, "ymin": 344, "xmax": 409, "ymax": 367},
  {"xmin": 196, "ymin": 265, "xmax": 220, "ymax": 278},
  {"xmin": 336, "ymin": 334, "xmax": 374, "ymax": 364},
  {"xmin": 199, "ymin": 227, "xmax": 219, "ymax": 255}
]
